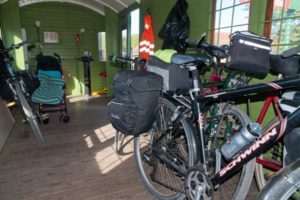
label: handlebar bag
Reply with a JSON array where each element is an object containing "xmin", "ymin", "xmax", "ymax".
[
  {"xmin": 107, "ymin": 70, "xmax": 163, "ymax": 136},
  {"xmin": 226, "ymin": 31, "xmax": 272, "ymax": 79},
  {"xmin": 147, "ymin": 55, "xmax": 192, "ymax": 92}
]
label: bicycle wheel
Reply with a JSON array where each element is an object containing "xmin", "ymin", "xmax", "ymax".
[
  {"xmin": 257, "ymin": 159, "xmax": 300, "ymax": 200},
  {"xmin": 14, "ymin": 82, "xmax": 46, "ymax": 147},
  {"xmin": 255, "ymin": 118, "xmax": 283, "ymax": 190},
  {"xmin": 134, "ymin": 97, "xmax": 197, "ymax": 200},
  {"xmin": 207, "ymin": 105, "xmax": 255, "ymax": 200}
]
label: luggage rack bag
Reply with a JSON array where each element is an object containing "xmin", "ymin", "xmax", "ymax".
[
  {"xmin": 226, "ymin": 31, "xmax": 272, "ymax": 79},
  {"xmin": 147, "ymin": 55, "xmax": 192, "ymax": 92}
]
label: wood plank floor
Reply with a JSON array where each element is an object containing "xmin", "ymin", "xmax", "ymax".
[{"xmin": 0, "ymin": 96, "xmax": 258, "ymax": 200}]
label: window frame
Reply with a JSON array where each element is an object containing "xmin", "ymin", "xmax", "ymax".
[
  {"xmin": 98, "ymin": 32, "xmax": 106, "ymax": 62},
  {"xmin": 210, "ymin": 0, "xmax": 251, "ymax": 45},
  {"xmin": 264, "ymin": 0, "xmax": 300, "ymax": 52}
]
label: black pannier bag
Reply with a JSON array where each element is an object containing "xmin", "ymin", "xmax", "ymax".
[
  {"xmin": 108, "ymin": 70, "xmax": 163, "ymax": 136},
  {"xmin": 147, "ymin": 55, "xmax": 192, "ymax": 92},
  {"xmin": 226, "ymin": 31, "xmax": 272, "ymax": 79}
]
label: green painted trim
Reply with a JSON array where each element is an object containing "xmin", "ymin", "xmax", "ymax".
[
  {"xmin": 105, "ymin": 7, "xmax": 120, "ymax": 97},
  {"xmin": 249, "ymin": 0, "xmax": 268, "ymax": 35}
]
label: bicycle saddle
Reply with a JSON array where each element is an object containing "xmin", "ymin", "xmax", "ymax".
[{"xmin": 171, "ymin": 54, "xmax": 211, "ymax": 65}]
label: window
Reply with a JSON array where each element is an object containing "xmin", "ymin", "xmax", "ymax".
[
  {"xmin": 211, "ymin": 0, "xmax": 251, "ymax": 45},
  {"xmin": 98, "ymin": 32, "xmax": 106, "ymax": 61},
  {"xmin": 265, "ymin": 0, "xmax": 300, "ymax": 52},
  {"xmin": 121, "ymin": 29, "xmax": 128, "ymax": 57},
  {"xmin": 130, "ymin": 9, "xmax": 140, "ymax": 58}
]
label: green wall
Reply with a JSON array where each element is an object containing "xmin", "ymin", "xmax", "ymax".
[
  {"xmin": 0, "ymin": 0, "xmax": 25, "ymax": 70},
  {"xmin": 20, "ymin": 2, "xmax": 106, "ymax": 95}
]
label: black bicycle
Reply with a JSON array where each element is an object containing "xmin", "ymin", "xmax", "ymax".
[
  {"xmin": 0, "ymin": 40, "xmax": 46, "ymax": 148},
  {"xmin": 134, "ymin": 44, "xmax": 300, "ymax": 199}
]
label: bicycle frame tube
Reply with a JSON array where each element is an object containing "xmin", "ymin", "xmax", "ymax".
[
  {"xmin": 199, "ymin": 74, "xmax": 300, "ymax": 103},
  {"xmin": 190, "ymin": 66, "xmax": 207, "ymax": 165},
  {"xmin": 211, "ymin": 106, "xmax": 300, "ymax": 186},
  {"xmin": 256, "ymin": 96, "xmax": 282, "ymax": 124}
]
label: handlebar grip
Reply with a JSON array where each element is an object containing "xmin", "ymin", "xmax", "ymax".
[
  {"xmin": 109, "ymin": 55, "xmax": 134, "ymax": 63},
  {"xmin": 282, "ymin": 45, "xmax": 300, "ymax": 58}
]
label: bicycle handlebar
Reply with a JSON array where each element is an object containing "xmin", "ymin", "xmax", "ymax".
[
  {"xmin": 0, "ymin": 40, "xmax": 32, "ymax": 54},
  {"xmin": 282, "ymin": 45, "xmax": 300, "ymax": 58},
  {"xmin": 109, "ymin": 55, "xmax": 134, "ymax": 63},
  {"xmin": 185, "ymin": 37, "xmax": 228, "ymax": 59}
]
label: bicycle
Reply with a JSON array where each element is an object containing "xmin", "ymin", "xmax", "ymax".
[
  {"xmin": 256, "ymin": 158, "xmax": 300, "ymax": 200},
  {"xmin": 0, "ymin": 40, "xmax": 46, "ymax": 148},
  {"xmin": 134, "ymin": 44, "xmax": 300, "ymax": 199},
  {"xmin": 189, "ymin": 33, "xmax": 300, "ymax": 191}
]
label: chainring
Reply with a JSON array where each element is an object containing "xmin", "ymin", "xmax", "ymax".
[{"xmin": 185, "ymin": 164, "xmax": 213, "ymax": 200}]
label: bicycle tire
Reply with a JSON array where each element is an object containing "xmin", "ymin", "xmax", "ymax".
[
  {"xmin": 255, "ymin": 118, "xmax": 283, "ymax": 190},
  {"xmin": 134, "ymin": 97, "xmax": 198, "ymax": 200},
  {"xmin": 15, "ymin": 82, "xmax": 46, "ymax": 147},
  {"xmin": 257, "ymin": 159, "xmax": 300, "ymax": 200},
  {"xmin": 211, "ymin": 106, "xmax": 256, "ymax": 200}
]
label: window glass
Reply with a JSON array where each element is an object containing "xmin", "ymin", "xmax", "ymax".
[
  {"xmin": 279, "ymin": 19, "xmax": 300, "ymax": 45},
  {"xmin": 221, "ymin": 0, "xmax": 234, "ymax": 9},
  {"xmin": 211, "ymin": 0, "xmax": 250, "ymax": 45},
  {"xmin": 98, "ymin": 32, "xmax": 106, "ymax": 61},
  {"xmin": 266, "ymin": 0, "xmax": 300, "ymax": 52},
  {"xmin": 216, "ymin": 0, "xmax": 222, "ymax": 10},
  {"xmin": 235, "ymin": 0, "xmax": 250, "ymax": 4},
  {"xmin": 121, "ymin": 29, "xmax": 127, "ymax": 57},
  {"xmin": 270, "ymin": 20, "xmax": 281, "ymax": 45},
  {"xmin": 272, "ymin": 0, "xmax": 284, "ymax": 19},
  {"xmin": 218, "ymin": 28, "xmax": 231, "ymax": 45},
  {"xmin": 283, "ymin": 0, "xmax": 300, "ymax": 18},
  {"xmin": 233, "ymin": 4, "xmax": 250, "ymax": 26},
  {"xmin": 130, "ymin": 9, "xmax": 140, "ymax": 58},
  {"xmin": 220, "ymin": 8, "xmax": 233, "ymax": 28},
  {"xmin": 215, "ymin": 11, "xmax": 220, "ymax": 29},
  {"xmin": 231, "ymin": 25, "xmax": 248, "ymax": 33}
]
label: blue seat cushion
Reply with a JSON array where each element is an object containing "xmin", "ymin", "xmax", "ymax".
[{"xmin": 31, "ymin": 75, "xmax": 65, "ymax": 105}]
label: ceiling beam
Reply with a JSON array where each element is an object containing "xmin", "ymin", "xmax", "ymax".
[
  {"xmin": 116, "ymin": 0, "xmax": 127, "ymax": 8},
  {"xmin": 94, "ymin": 0, "xmax": 118, "ymax": 13},
  {"xmin": 1, "ymin": 0, "xmax": 105, "ymax": 15}
]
